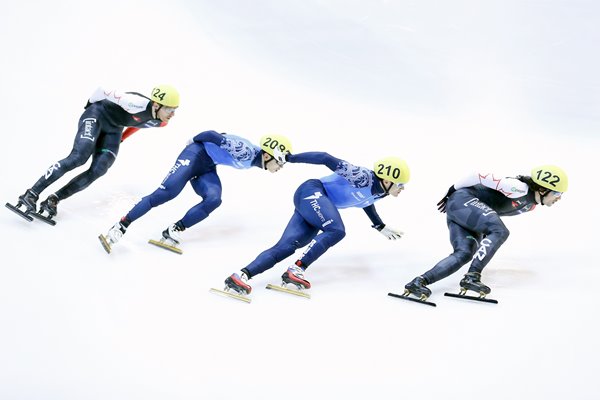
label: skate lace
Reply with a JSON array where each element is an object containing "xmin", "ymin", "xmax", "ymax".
[
  {"xmin": 28, "ymin": 190, "xmax": 39, "ymax": 201},
  {"xmin": 47, "ymin": 194, "xmax": 59, "ymax": 206},
  {"xmin": 167, "ymin": 224, "xmax": 182, "ymax": 242},
  {"xmin": 107, "ymin": 223, "xmax": 125, "ymax": 243},
  {"xmin": 288, "ymin": 265, "xmax": 305, "ymax": 279}
]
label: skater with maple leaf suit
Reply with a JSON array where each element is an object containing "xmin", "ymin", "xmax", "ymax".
[
  {"xmin": 401, "ymin": 165, "xmax": 568, "ymax": 302},
  {"xmin": 6, "ymin": 85, "xmax": 180, "ymax": 225},
  {"xmin": 99, "ymin": 132, "xmax": 293, "ymax": 254},
  {"xmin": 220, "ymin": 154, "xmax": 410, "ymax": 299}
]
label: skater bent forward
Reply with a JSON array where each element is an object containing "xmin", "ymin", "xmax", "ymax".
[
  {"xmin": 223, "ymin": 153, "xmax": 410, "ymax": 296},
  {"xmin": 402, "ymin": 165, "xmax": 568, "ymax": 300},
  {"xmin": 10, "ymin": 85, "xmax": 180, "ymax": 220}
]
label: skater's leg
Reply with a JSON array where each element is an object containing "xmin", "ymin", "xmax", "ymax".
[
  {"xmin": 420, "ymin": 220, "xmax": 479, "ymax": 284},
  {"xmin": 30, "ymin": 107, "xmax": 104, "ymax": 196},
  {"xmin": 418, "ymin": 191, "xmax": 509, "ymax": 291},
  {"xmin": 291, "ymin": 193, "xmax": 345, "ymax": 268},
  {"xmin": 179, "ymin": 171, "xmax": 223, "ymax": 228},
  {"xmin": 125, "ymin": 154, "xmax": 196, "ymax": 223},
  {"xmin": 53, "ymin": 150, "xmax": 116, "ymax": 201},
  {"xmin": 467, "ymin": 219, "xmax": 510, "ymax": 274},
  {"xmin": 49, "ymin": 117, "xmax": 123, "ymax": 202},
  {"xmin": 242, "ymin": 211, "xmax": 318, "ymax": 278}
]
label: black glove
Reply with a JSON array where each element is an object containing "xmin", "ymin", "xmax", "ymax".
[{"xmin": 437, "ymin": 185, "xmax": 456, "ymax": 213}]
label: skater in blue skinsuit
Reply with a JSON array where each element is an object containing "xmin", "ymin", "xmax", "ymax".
[
  {"xmin": 223, "ymin": 153, "xmax": 410, "ymax": 296},
  {"xmin": 100, "ymin": 131, "xmax": 292, "ymax": 253},
  {"xmin": 402, "ymin": 164, "xmax": 568, "ymax": 300}
]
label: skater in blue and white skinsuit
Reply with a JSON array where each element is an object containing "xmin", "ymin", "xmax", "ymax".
[
  {"xmin": 402, "ymin": 165, "xmax": 568, "ymax": 300},
  {"xmin": 101, "ymin": 131, "xmax": 292, "ymax": 251},
  {"xmin": 224, "ymin": 153, "xmax": 411, "ymax": 295}
]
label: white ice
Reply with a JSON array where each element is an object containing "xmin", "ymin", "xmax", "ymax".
[{"xmin": 1, "ymin": 1, "xmax": 599, "ymax": 399}]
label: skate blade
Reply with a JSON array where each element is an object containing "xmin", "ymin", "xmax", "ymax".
[
  {"xmin": 265, "ymin": 283, "xmax": 311, "ymax": 299},
  {"xmin": 148, "ymin": 239, "xmax": 183, "ymax": 255},
  {"xmin": 5, "ymin": 202, "xmax": 34, "ymax": 222},
  {"xmin": 388, "ymin": 292, "xmax": 437, "ymax": 307},
  {"xmin": 98, "ymin": 234, "xmax": 112, "ymax": 254},
  {"xmin": 444, "ymin": 292, "xmax": 498, "ymax": 304},
  {"xmin": 209, "ymin": 288, "xmax": 251, "ymax": 303},
  {"xmin": 30, "ymin": 212, "xmax": 57, "ymax": 226}
]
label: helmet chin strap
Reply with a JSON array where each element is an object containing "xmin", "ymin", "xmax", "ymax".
[
  {"xmin": 261, "ymin": 153, "xmax": 269, "ymax": 170},
  {"xmin": 538, "ymin": 190, "xmax": 550, "ymax": 206},
  {"xmin": 380, "ymin": 179, "xmax": 392, "ymax": 194},
  {"xmin": 153, "ymin": 103, "xmax": 163, "ymax": 119},
  {"xmin": 262, "ymin": 153, "xmax": 278, "ymax": 170}
]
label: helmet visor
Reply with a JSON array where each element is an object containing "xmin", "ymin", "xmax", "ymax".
[
  {"xmin": 161, "ymin": 106, "xmax": 177, "ymax": 114},
  {"xmin": 549, "ymin": 190, "xmax": 563, "ymax": 198}
]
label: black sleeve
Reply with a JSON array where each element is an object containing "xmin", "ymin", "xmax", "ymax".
[
  {"xmin": 363, "ymin": 204, "xmax": 384, "ymax": 227},
  {"xmin": 287, "ymin": 152, "xmax": 343, "ymax": 171}
]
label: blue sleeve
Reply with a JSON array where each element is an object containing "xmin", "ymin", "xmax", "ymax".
[
  {"xmin": 287, "ymin": 152, "xmax": 344, "ymax": 172},
  {"xmin": 192, "ymin": 130, "xmax": 225, "ymax": 145},
  {"xmin": 363, "ymin": 204, "xmax": 384, "ymax": 227}
]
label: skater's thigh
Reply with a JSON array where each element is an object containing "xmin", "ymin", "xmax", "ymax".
[
  {"xmin": 277, "ymin": 211, "xmax": 320, "ymax": 248},
  {"xmin": 446, "ymin": 219, "xmax": 479, "ymax": 254},
  {"xmin": 158, "ymin": 157, "xmax": 196, "ymax": 195},
  {"xmin": 294, "ymin": 181, "xmax": 344, "ymax": 232},
  {"xmin": 190, "ymin": 171, "xmax": 222, "ymax": 198},
  {"xmin": 95, "ymin": 128, "xmax": 122, "ymax": 158},
  {"xmin": 299, "ymin": 195, "xmax": 344, "ymax": 233}
]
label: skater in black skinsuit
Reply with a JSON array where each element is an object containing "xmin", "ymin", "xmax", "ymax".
[
  {"xmin": 402, "ymin": 165, "xmax": 568, "ymax": 300},
  {"xmin": 8, "ymin": 85, "xmax": 179, "ymax": 221}
]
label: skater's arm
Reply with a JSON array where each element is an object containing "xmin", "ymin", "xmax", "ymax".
[
  {"xmin": 287, "ymin": 152, "xmax": 344, "ymax": 171},
  {"xmin": 121, "ymin": 121, "xmax": 168, "ymax": 142},
  {"xmin": 121, "ymin": 127, "xmax": 140, "ymax": 141},
  {"xmin": 454, "ymin": 172, "xmax": 529, "ymax": 198},
  {"xmin": 365, "ymin": 205, "xmax": 404, "ymax": 240},
  {"xmin": 363, "ymin": 204, "xmax": 384, "ymax": 227},
  {"xmin": 191, "ymin": 130, "xmax": 225, "ymax": 145}
]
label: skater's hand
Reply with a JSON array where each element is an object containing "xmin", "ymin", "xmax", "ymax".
[
  {"xmin": 272, "ymin": 147, "xmax": 289, "ymax": 165},
  {"xmin": 437, "ymin": 185, "xmax": 457, "ymax": 213},
  {"xmin": 373, "ymin": 224, "xmax": 404, "ymax": 240}
]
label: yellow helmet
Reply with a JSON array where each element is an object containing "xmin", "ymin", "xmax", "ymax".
[
  {"xmin": 373, "ymin": 156, "xmax": 410, "ymax": 184},
  {"xmin": 150, "ymin": 84, "xmax": 180, "ymax": 107},
  {"xmin": 531, "ymin": 165, "xmax": 568, "ymax": 192},
  {"xmin": 259, "ymin": 134, "xmax": 293, "ymax": 158}
]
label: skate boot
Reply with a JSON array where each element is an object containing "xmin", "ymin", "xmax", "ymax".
[
  {"xmin": 459, "ymin": 272, "xmax": 491, "ymax": 296},
  {"xmin": 404, "ymin": 276, "xmax": 432, "ymax": 300},
  {"xmin": 281, "ymin": 264, "xmax": 311, "ymax": 289},
  {"xmin": 108, "ymin": 221, "xmax": 127, "ymax": 244},
  {"xmin": 39, "ymin": 194, "xmax": 59, "ymax": 217},
  {"xmin": 148, "ymin": 221, "xmax": 185, "ymax": 254},
  {"xmin": 18, "ymin": 189, "xmax": 39, "ymax": 212},
  {"xmin": 98, "ymin": 217, "xmax": 130, "ymax": 254},
  {"xmin": 224, "ymin": 273, "xmax": 252, "ymax": 295},
  {"xmin": 162, "ymin": 221, "xmax": 185, "ymax": 245}
]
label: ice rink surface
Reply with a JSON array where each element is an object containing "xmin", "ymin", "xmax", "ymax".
[{"xmin": 1, "ymin": 1, "xmax": 599, "ymax": 399}]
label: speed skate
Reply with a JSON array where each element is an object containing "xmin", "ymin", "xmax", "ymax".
[
  {"xmin": 6, "ymin": 202, "xmax": 56, "ymax": 225},
  {"xmin": 98, "ymin": 234, "xmax": 113, "ymax": 254},
  {"xmin": 444, "ymin": 289, "xmax": 498, "ymax": 304},
  {"xmin": 148, "ymin": 237, "xmax": 183, "ymax": 255},
  {"xmin": 209, "ymin": 287, "xmax": 251, "ymax": 303},
  {"xmin": 265, "ymin": 283, "xmax": 311, "ymax": 299}
]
